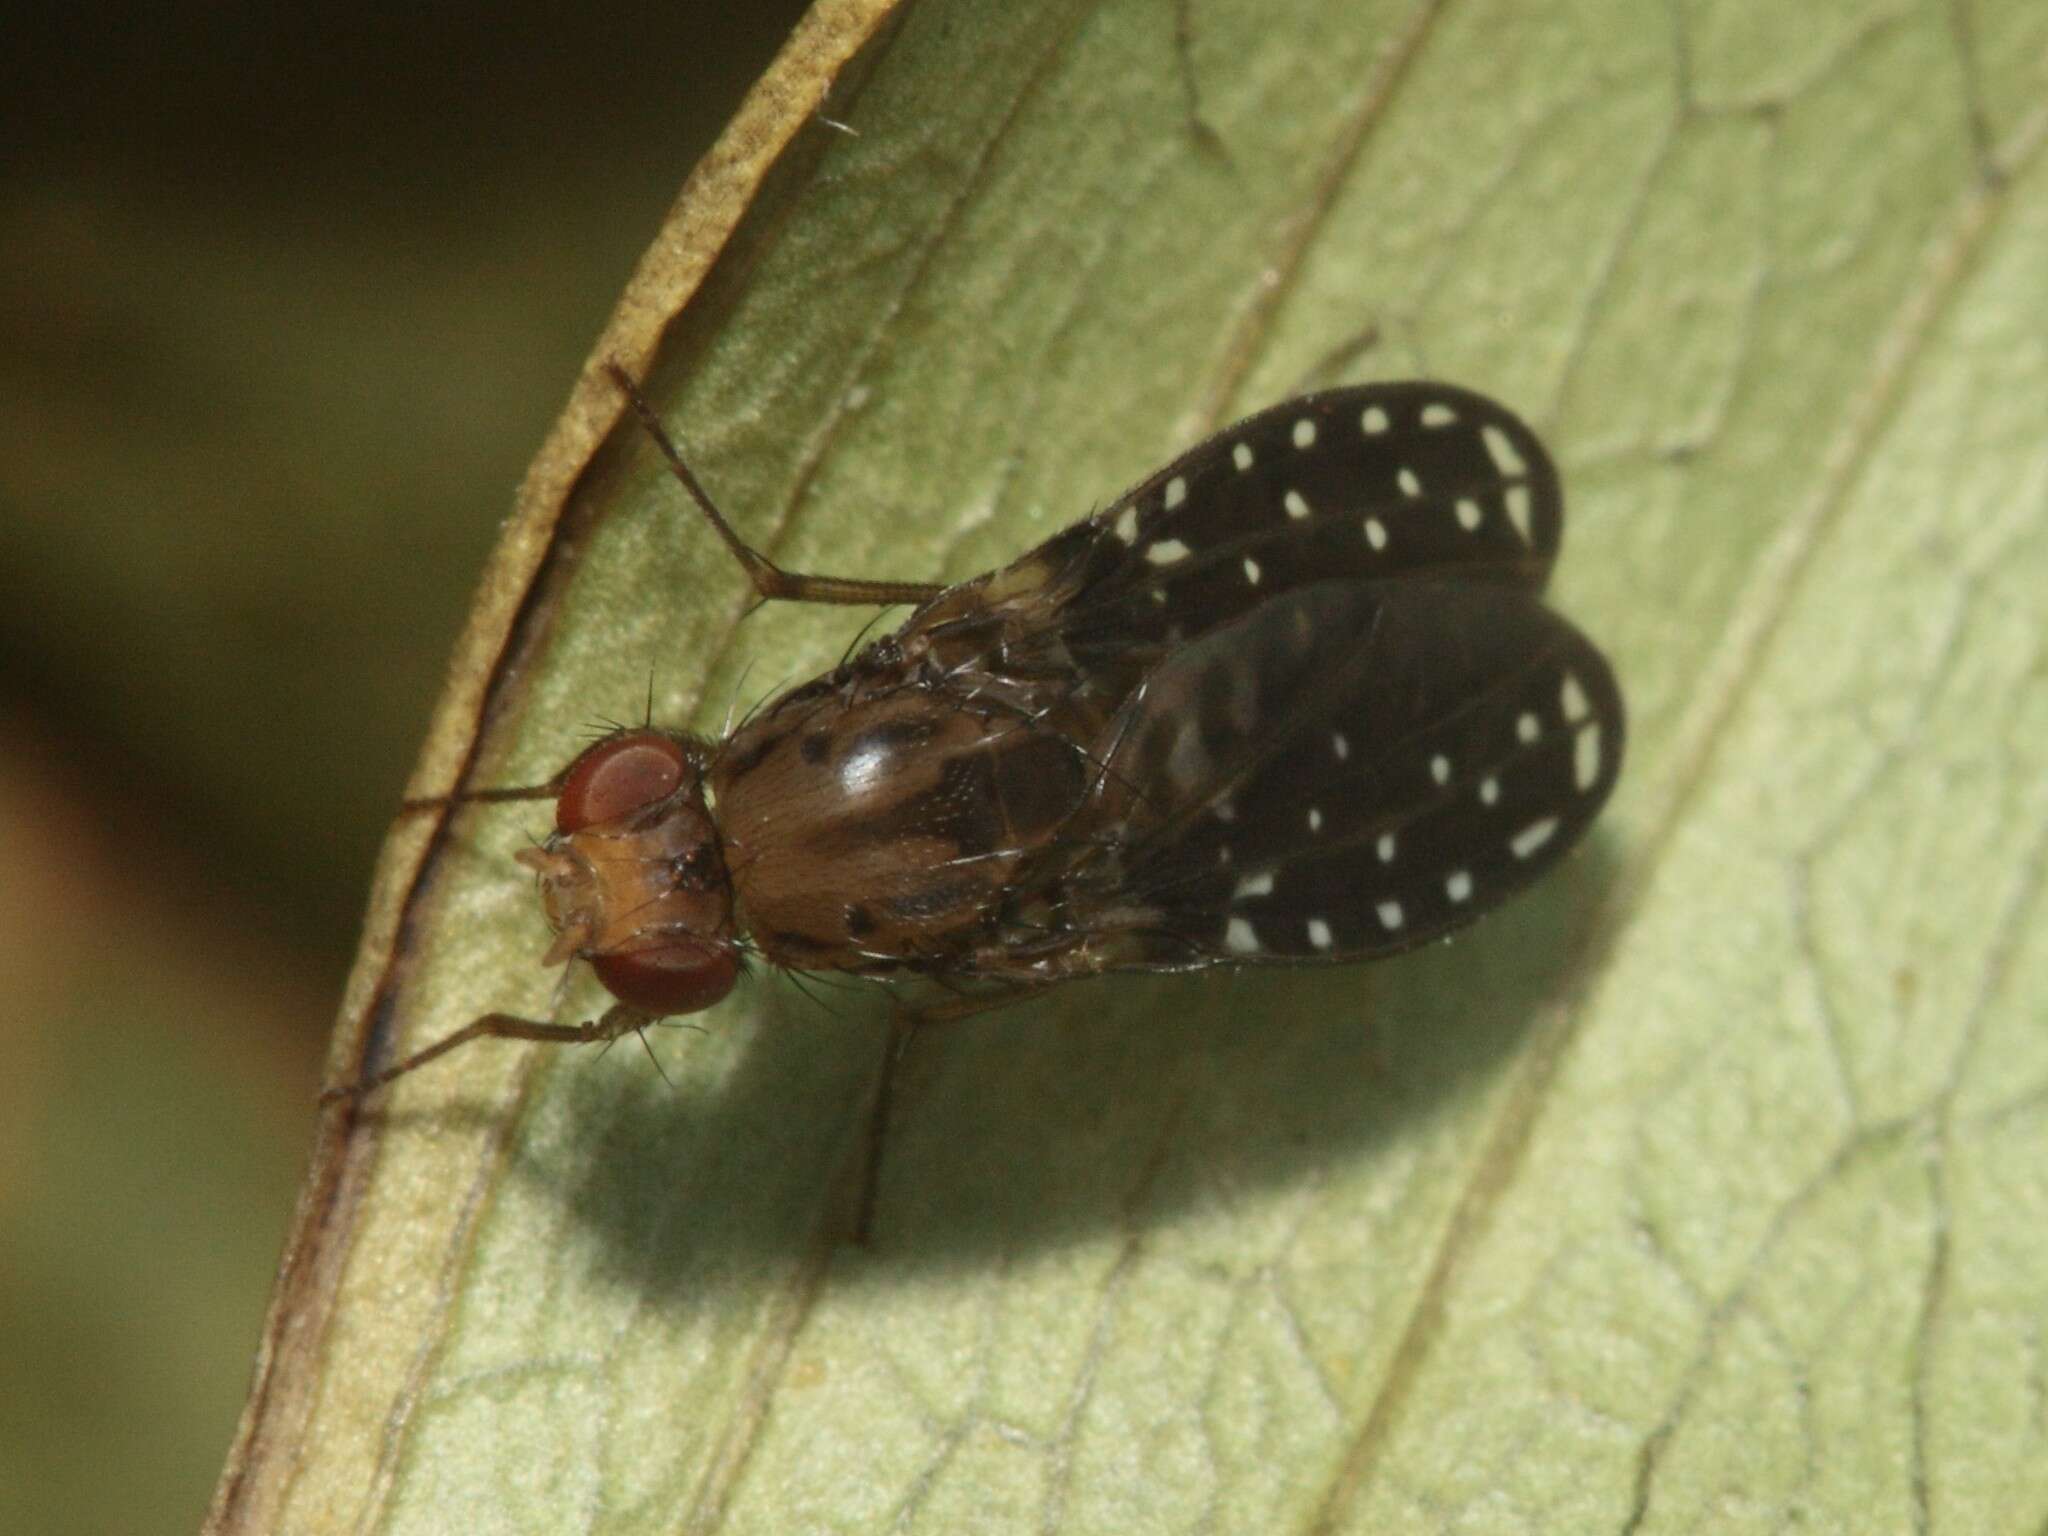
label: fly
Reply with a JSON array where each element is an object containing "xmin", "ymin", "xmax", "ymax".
[{"xmin": 326, "ymin": 364, "xmax": 1625, "ymax": 1230}]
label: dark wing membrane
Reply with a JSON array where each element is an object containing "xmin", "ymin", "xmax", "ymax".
[
  {"xmin": 1041, "ymin": 383, "xmax": 1561, "ymax": 671},
  {"xmin": 1057, "ymin": 577, "xmax": 1622, "ymax": 969}
]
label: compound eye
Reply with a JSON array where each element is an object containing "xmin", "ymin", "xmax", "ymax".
[
  {"xmin": 555, "ymin": 732, "xmax": 691, "ymax": 832},
  {"xmin": 591, "ymin": 945, "xmax": 738, "ymax": 1016}
]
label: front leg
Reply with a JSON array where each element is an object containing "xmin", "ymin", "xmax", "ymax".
[
  {"xmin": 606, "ymin": 363, "xmax": 946, "ymax": 611},
  {"xmin": 321, "ymin": 1003, "xmax": 652, "ymax": 1105}
]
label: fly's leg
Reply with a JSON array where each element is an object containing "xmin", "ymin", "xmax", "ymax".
[
  {"xmin": 605, "ymin": 362, "xmax": 946, "ymax": 611},
  {"xmin": 851, "ymin": 1007, "xmax": 919, "ymax": 1248},
  {"xmin": 321, "ymin": 1003, "xmax": 650, "ymax": 1106},
  {"xmin": 850, "ymin": 983, "xmax": 1058, "ymax": 1246}
]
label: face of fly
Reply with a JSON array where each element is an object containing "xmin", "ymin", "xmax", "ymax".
[{"xmin": 521, "ymin": 729, "xmax": 741, "ymax": 1017}]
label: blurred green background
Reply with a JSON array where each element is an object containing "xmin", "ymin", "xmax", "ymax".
[{"xmin": 0, "ymin": 6, "xmax": 810, "ymax": 1530}]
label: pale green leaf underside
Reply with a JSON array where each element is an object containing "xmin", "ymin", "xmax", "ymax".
[{"xmin": 293, "ymin": 1, "xmax": 2048, "ymax": 1532}]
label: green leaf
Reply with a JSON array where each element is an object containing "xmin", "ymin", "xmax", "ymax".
[{"xmin": 214, "ymin": 0, "xmax": 2048, "ymax": 1530}]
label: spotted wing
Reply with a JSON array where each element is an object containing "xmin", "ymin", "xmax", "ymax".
[
  {"xmin": 1054, "ymin": 576, "xmax": 1623, "ymax": 969},
  {"xmin": 1041, "ymin": 382, "xmax": 1562, "ymax": 670}
]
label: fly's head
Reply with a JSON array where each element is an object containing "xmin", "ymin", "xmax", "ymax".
[{"xmin": 518, "ymin": 729, "xmax": 740, "ymax": 1016}]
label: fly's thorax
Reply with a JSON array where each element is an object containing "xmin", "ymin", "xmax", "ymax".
[
  {"xmin": 521, "ymin": 729, "xmax": 739, "ymax": 1016},
  {"xmin": 709, "ymin": 682, "xmax": 1096, "ymax": 971}
]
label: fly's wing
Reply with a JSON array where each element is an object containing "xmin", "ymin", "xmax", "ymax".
[
  {"xmin": 1038, "ymin": 382, "xmax": 1562, "ymax": 672},
  {"xmin": 1055, "ymin": 576, "xmax": 1623, "ymax": 969}
]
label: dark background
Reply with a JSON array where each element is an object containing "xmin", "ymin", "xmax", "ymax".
[{"xmin": 0, "ymin": 6, "xmax": 809, "ymax": 1529}]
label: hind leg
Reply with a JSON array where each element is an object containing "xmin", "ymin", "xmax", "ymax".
[{"xmin": 846, "ymin": 984, "xmax": 1057, "ymax": 1245}]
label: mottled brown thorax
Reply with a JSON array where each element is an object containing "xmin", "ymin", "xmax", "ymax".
[{"xmin": 709, "ymin": 681, "xmax": 1094, "ymax": 971}]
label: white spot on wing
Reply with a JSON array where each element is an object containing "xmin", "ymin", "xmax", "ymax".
[
  {"xmin": 1431, "ymin": 754, "xmax": 1451, "ymax": 785},
  {"xmin": 1114, "ymin": 504, "xmax": 1139, "ymax": 545},
  {"xmin": 1284, "ymin": 489, "xmax": 1311, "ymax": 520},
  {"xmin": 1292, "ymin": 418, "xmax": 1316, "ymax": 449},
  {"xmin": 1147, "ymin": 538, "xmax": 1192, "ymax": 565},
  {"xmin": 1307, "ymin": 806, "xmax": 1323, "ymax": 833},
  {"xmin": 1164, "ymin": 475, "xmax": 1188, "ymax": 510},
  {"xmin": 1575, "ymin": 724, "xmax": 1603, "ymax": 790},
  {"xmin": 1511, "ymin": 817, "xmax": 1559, "ymax": 858},
  {"xmin": 1446, "ymin": 869, "xmax": 1473, "ymax": 903},
  {"xmin": 1504, "ymin": 484, "xmax": 1533, "ymax": 540},
  {"xmin": 1456, "ymin": 498, "xmax": 1483, "ymax": 531},
  {"xmin": 1561, "ymin": 672, "xmax": 1590, "ymax": 722},
  {"xmin": 1377, "ymin": 900, "xmax": 1405, "ymax": 931},
  {"xmin": 1361, "ymin": 405, "xmax": 1390, "ymax": 435},
  {"xmin": 1307, "ymin": 918, "xmax": 1333, "ymax": 951},
  {"xmin": 1376, "ymin": 832, "xmax": 1396, "ymax": 863},
  {"xmin": 1226, "ymin": 917, "xmax": 1260, "ymax": 954},
  {"xmin": 1517, "ymin": 712, "xmax": 1541, "ymax": 744},
  {"xmin": 1242, "ymin": 556, "xmax": 1262, "ymax": 585},
  {"xmin": 1421, "ymin": 402, "xmax": 1458, "ymax": 427},
  {"xmin": 1213, "ymin": 798, "xmax": 1237, "ymax": 823},
  {"xmin": 1398, "ymin": 467, "xmax": 1422, "ymax": 498},
  {"xmin": 1365, "ymin": 517, "xmax": 1389, "ymax": 550},
  {"xmin": 1482, "ymin": 424, "xmax": 1527, "ymax": 477},
  {"xmin": 1233, "ymin": 442, "xmax": 1255, "ymax": 471},
  {"xmin": 1480, "ymin": 776, "xmax": 1500, "ymax": 806},
  {"xmin": 1332, "ymin": 731, "xmax": 1349, "ymax": 761},
  {"xmin": 1234, "ymin": 870, "xmax": 1274, "ymax": 899}
]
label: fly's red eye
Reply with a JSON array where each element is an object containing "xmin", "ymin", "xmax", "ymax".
[
  {"xmin": 590, "ymin": 945, "xmax": 738, "ymax": 1016},
  {"xmin": 555, "ymin": 732, "xmax": 691, "ymax": 832}
]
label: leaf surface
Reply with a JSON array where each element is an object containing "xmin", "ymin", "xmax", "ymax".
[{"xmin": 214, "ymin": 1, "xmax": 2048, "ymax": 1531}]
